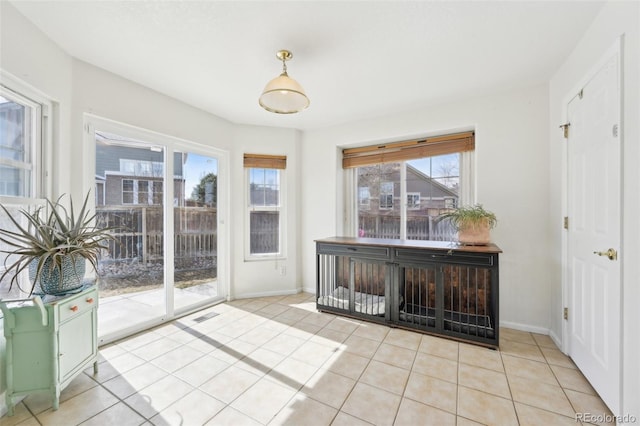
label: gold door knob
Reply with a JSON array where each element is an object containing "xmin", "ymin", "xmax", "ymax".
[{"xmin": 593, "ymin": 248, "xmax": 617, "ymax": 260}]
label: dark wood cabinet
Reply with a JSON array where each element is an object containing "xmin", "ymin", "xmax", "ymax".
[{"xmin": 316, "ymin": 237, "xmax": 501, "ymax": 347}]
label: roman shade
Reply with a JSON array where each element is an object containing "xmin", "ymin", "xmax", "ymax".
[
  {"xmin": 342, "ymin": 131, "xmax": 474, "ymax": 169},
  {"xmin": 243, "ymin": 153, "xmax": 287, "ymax": 169}
]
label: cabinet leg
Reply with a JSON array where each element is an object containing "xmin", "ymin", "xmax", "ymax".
[
  {"xmin": 93, "ymin": 360, "xmax": 99, "ymax": 375},
  {"xmin": 53, "ymin": 387, "xmax": 60, "ymax": 411}
]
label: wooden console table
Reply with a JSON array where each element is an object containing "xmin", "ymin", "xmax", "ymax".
[{"xmin": 316, "ymin": 237, "xmax": 501, "ymax": 347}]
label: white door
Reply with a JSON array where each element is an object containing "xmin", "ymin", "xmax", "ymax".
[{"xmin": 567, "ymin": 45, "xmax": 621, "ymax": 414}]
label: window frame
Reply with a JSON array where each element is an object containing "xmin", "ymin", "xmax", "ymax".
[
  {"xmin": 379, "ymin": 181, "xmax": 394, "ymax": 210},
  {"xmin": 407, "ymin": 192, "xmax": 421, "ymax": 210},
  {"xmin": 0, "ymin": 74, "xmax": 53, "ymax": 299},
  {"xmin": 245, "ymin": 166, "xmax": 287, "ymax": 261}
]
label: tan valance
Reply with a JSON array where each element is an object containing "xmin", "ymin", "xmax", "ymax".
[
  {"xmin": 342, "ymin": 131, "xmax": 474, "ymax": 169},
  {"xmin": 243, "ymin": 153, "xmax": 287, "ymax": 169}
]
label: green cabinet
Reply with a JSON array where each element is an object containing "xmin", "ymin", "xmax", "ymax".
[{"xmin": 0, "ymin": 286, "xmax": 99, "ymax": 415}]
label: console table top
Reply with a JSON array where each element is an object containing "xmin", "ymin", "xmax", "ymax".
[{"xmin": 316, "ymin": 236, "xmax": 502, "ymax": 254}]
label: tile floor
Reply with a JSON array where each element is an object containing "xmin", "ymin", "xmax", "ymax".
[{"xmin": 1, "ymin": 292, "xmax": 613, "ymax": 426}]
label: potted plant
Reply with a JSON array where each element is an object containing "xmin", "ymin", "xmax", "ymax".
[
  {"xmin": 0, "ymin": 192, "xmax": 115, "ymax": 296},
  {"xmin": 439, "ymin": 204, "xmax": 497, "ymax": 245}
]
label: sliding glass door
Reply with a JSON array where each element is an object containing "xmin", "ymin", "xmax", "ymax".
[{"xmin": 90, "ymin": 120, "xmax": 226, "ymax": 342}]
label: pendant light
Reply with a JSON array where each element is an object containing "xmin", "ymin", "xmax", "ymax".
[{"xmin": 259, "ymin": 50, "xmax": 310, "ymax": 114}]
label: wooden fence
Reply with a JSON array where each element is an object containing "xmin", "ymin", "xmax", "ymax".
[
  {"xmin": 96, "ymin": 206, "xmax": 217, "ymax": 271},
  {"xmin": 358, "ymin": 214, "xmax": 456, "ymax": 241}
]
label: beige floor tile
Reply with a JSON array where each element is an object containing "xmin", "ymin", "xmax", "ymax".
[
  {"xmin": 373, "ymin": 342, "xmax": 417, "ymax": 370},
  {"xmin": 290, "ymin": 340, "xmax": 338, "ymax": 367},
  {"xmin": 185, "ymin": 331, "xmax": 232, "ymax": 354},
  {"xmin": 102, "ymin": 362, "xmax": 169, "ymax": 399},
  {"xmin": 342, "ymin": 334, "xmax": 381, "ymax": 358},
  {"xmin": 36, "ymin": 386, "xmax": 118, "ymax": 426},
  {"xmin": 266, "ymin": 357, "xmax": 320, "ymax": 390},
  {"xmin": 80, "ymin": 402, "xmax": 146, "ymax": 426},
  {"xmin": 459, "ymin": 343, "xmax": 504, "ymax": 372},
  {"xmin": 457, "ymin": 386, "xmax": 519, "ymax": 426},
  {"xmin": 531, "ymin": 333, "xmax": 558, "ymax": 349},
  {"xmin": 515, "ymin": 402, "xmax": 579, "ymax": 426},
  {"xmin": 551, "ymin": 364, "xmax": 597, "ymax": 395},
  {"xmin": 90, "ymin": 352, "xmax": 147, "ymax": 383},
  {"xmin": 352, "ymin": 322, "xmax": 391, "ymax": 342},
  {"xmin": 209, "ymin": 340, "xmax": 257, "ymax": 364},
  {"xmin": 310, "ymin": 327, "xmax": 350, "ymax": 347},
  {"xmin": 565, "ymin": 389, "xmax": 614, "ymax": 426},
  {"xmin": 324, "ymin": 316, "xmax": 361, "ymax": 334},
  {"xmin": 324, "ymin": 351, "xmax": 371, "ymax": 380},
  {"xmin": 302, "ymin": 368, "xmax": 356, "ymax": 409},
  {"xmin": 412, "ymin": 352, "xmax": 458, "ymax": 383},
  {"xmin": 502, "ymin": 354, "xmax": 558, "ymax": 386},
  {"xmin": 150, "ymin": 389, "xmax": 226, "ymax": 426},
  {"xmin": 456, "ymin": 417, "xmax": 484, "ymax": 426},
  {"xmin": 341, "ymin": 383, "xmax": 402, "ymax": 426},
  {"xmin": 257, "ymin": 303, "xmax": 290, "ymax": 317},
  {"xmin": 418, "ymin": 334, "xmax": 459, "ymax": 361},
  {"xmin": 395, "ymin": 397, "xmax": 456, "ymax": 426},
  {"xmin": 331, "ymin": 411, "xmax": 372, "ymax": 426},
  {"xmin": 283, "ymin": 321, "xmax": 322, "ymax": 338},
  {"xmin": 130, "ymin": 337, "xmax": 183, "ymax": 362},
  {"xmin": 97, "ymin": 344, "xmax": 127, "ymax": 363},
  {"xmin": 24, "ymin": 373, "xmax": 98, "ymax": 414},
  {"xmin": 172, "ymin": 354, "xmax": 230, "ymax": 387},
  {"xmin": 116, "ymin": 330, "xmax": 164, "ymax": 352},
  {"xmin": 277, "ymin": 307, "xmax": 312, "ymax": 322},
  {"xmin": 10, "ymin": 417, "xmax": 40, "ymax": 426},
  {"xmin": 458, "ymin": 362, "xmax": 510, "ymax": 399},
  {"xmin": 500, "ymin": 328, "xmax": 536, "ymax": 345},
  {"xmin": 270, "ymin": 393, "xmax": 338, "ymax": 426},
  {"xmin": 236, "ymin": 325, "xmax": 282, "ymax": 346},
  {"xmin": 300, "ymin": 311, "xmax": 335, "ymax": 328},
  {"xmin": 360, "ymin": 360, "xmax": 410, "ymax": 395},
  {"xmin": 500, "ymin": 339, "xmax": 546, "ymax": 362},
  {"xmin": 541, "ymin": 346, "xmax": 577, "ymax": 369},
  {"xmin": 404, "ymin": 371, "xmax": 457, "ymax": 414},
  {"xmin": 235, "ymin": 347, "xmax": 286, "ymax": 377},
  {"xmin": 123, "ymin": 375, "xmax": 194, "ymax": 419},
  {"xmin": 0, "ymin": 402, "xmax": 33, "ymax": 426},
  {"xmin": 383, "ymin": 328, "xmax": 422, "ymax": 350},
  {"xmin": 230, "ymin": 378, "xmax": 297, "ymax": 424},
  {"xmin": 204, "ymin": 406, "xmax": 262, "ymax": 426},
  {"xmin": 261, "ymin": 332, "xmax": 307, "ymax": 356},
  {"xmin": 508, "ymin": 374, "xmax": 575, "ymax": 417},
  {"xmin": 150, "ymin": 344, "xmax": 206, "ymax": 373},
  {"xmin": 199, "ymin": 365, "xmax": 261, "ymax": 404}
]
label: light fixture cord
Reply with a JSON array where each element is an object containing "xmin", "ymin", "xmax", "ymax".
[{"xmin": 281, "ymin": 57, "xmax": 287, "ymax": 75}]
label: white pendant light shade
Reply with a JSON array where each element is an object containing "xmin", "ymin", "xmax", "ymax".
[{"xmin": 259, "ymin": 50, "xmax": 310, "ymax": 114}]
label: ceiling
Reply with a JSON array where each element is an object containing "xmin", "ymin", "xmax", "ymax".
[{"xmin": 10, "ymin": 1, "xmax": 604, "ymax": 130}]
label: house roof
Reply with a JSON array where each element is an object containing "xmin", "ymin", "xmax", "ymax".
[{"xmin": 10, "ymin": 1, "xmax": 604, "ymax": 130}]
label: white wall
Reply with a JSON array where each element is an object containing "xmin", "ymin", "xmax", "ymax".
[
  {"xmin": 549, "ymin": 1, "xmax": 639, "ymax": 419},
  {"xmin": 301, "ymin": 84, "xmax": 551, "ymax": 332}
]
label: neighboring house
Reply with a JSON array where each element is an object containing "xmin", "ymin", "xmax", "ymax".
[
  {"xmin": 358, "ymin": 163, "xmax": 458, "ymax": 218},
  {"xmin": 94, "ymin": 132, "xmax": 186, "ymax": 206}
]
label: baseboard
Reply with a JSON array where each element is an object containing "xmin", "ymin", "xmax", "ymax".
[
  {"xmin": 499, "ymin": 320, "xmax": 550, "ymax": 335},
  {"xmin": 232, "ymin": 288, "xmax": 300, "ymax": 300},
  {"xmin": 548, "ymin": 329, "xmax": 564, "ymax": 352},
  {"xmin": 302, "ymin": 285, "xmax": 315, "ymax": 295}
]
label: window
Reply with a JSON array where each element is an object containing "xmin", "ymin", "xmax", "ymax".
[
  {"xmin": 244, "ymin": 154, "xmax": 286, "ymax": 258},
  {"xmin": 0, "ymin": 79, "xmax": 51, "ymax": 299},
  {"xmin": 344, "ymin": 131, "xmax": 473, "ymax": 242},
  {"xmin": 122, "ymin": 179, "xmax": 162, "ymax": 205},
  {"xmin": 379, "ymin": 182, "xmax": 394, "ymax": 210},
  {"xmin": 407, "ymin": 192, "xmax": 421, "ymax": 210},
  {"xmin": 358, "ymin": 187, "xmax": 370, "ymax": 209},
  {"xmin": 0, "ymin": 88, "xmax": 41, "ymax": 198}
]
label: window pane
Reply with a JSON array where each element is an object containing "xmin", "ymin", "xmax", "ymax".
[
  {"xmin": 250, "ymin": 211, "xmax": 279, "ymax": 254},
  {"xmin": 248, "ymin": 167, "xmax": 281, "ymax": 255},
  {"xmin": 0, "ymin": 95, "xmax": 34, "ymax": 197},
  {"xmin": 357, "ymin": 163, "xmax": 401, "ymax": 239}
]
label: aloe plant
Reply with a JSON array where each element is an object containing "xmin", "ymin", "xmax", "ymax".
[
  {"xmin": 438, "ymin": 204, "xmax": 497, "ymax": 231},
  {"xmin": 0, "ymin": 192, "xmax": 116, "ymax": 295}
]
